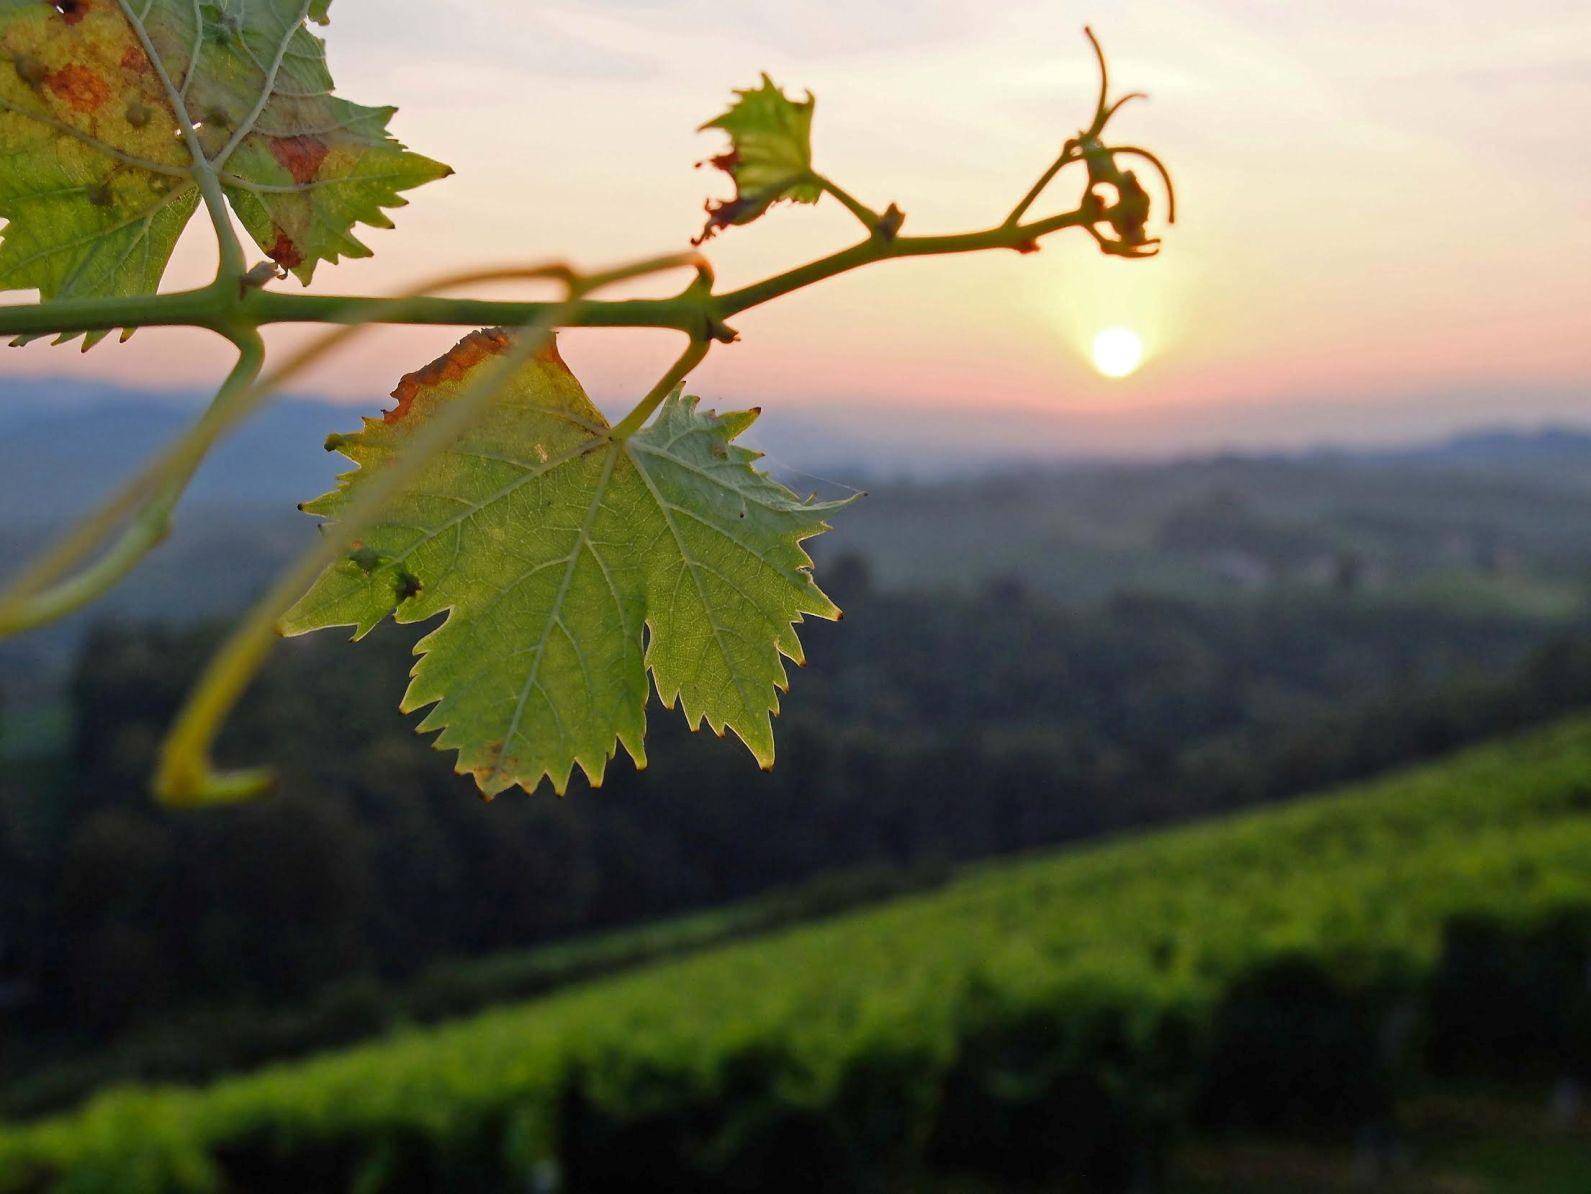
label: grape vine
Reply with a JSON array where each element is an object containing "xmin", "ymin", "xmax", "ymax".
[{"xmin": 0, "ymin": 3, "xmax": 1172, "ymax": 804}]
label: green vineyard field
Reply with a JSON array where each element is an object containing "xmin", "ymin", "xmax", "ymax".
[{"xmin": 5, "ymin": 715, "xmax": 1591, "ymax": 1191}]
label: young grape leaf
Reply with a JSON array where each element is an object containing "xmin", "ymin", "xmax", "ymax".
[
  {"xmin": 280, "ymin": 330, "xmax": 852, "ymax": 798},
  {"xmin": 0, "ymin": 0, "xmax": 447, "ymax": 329},
  {"xmin": 696, "ymin": 74, "xmax": 820, "ymax": 242}
]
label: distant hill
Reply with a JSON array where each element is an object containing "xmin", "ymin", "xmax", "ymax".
[
  {"xmin": 0, "ymin": 387, "xmax": 348, "ymax": 693},
  {"xmin": 1402, "ymin": 425, "xmax": 1591, "ymax": 464},
  {"xmin": 1317, "ymin": 426, "xmax": 1591, "ymax": 492},
  {"xmin": 819, "ymin": 446, "xmax": 1591, "ymax": 606},
  {"xmin": 4, "ymin": 375, "xmax": 1590, "ymax": 513},
  {"xmin": 3, "ymin": 381, "xmax": 1589, "ymax": 692},
  {"xmin": 0, "ymin": 390, "xmax": 347, "ymax": 527}
]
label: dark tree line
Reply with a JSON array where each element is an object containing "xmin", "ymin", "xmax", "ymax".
[{"xmin": 2, "ymin": 558, "xmax": 1588, "ymax": 1095}]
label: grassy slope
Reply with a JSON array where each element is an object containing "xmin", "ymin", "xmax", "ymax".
[
  {"xmin": 0, "ymin": 861, "xmax": 951, "ymax": 1122},
  {"xmin": 5, "ymin": 714, "xmax": 1591, "ymax": 1189}
]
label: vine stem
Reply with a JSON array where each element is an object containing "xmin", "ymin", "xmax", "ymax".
[
  {"xmin": 814, "ymin": 175, "xmax": 883, "ymax": 233},
  {"xmin": 611, "ymin": 339, "xmax": 712, "ymax": 440},
  {"xmin": 717, "ymin": 206, "xmax": 1091, "ymax": 314},
  {"xmin": 0, "ymin": 207, "xmax": 1094, "ymax": 341},
  {"xmin": 1006, "ymin": 144, "xmax": 1081, "ymax": 227}
]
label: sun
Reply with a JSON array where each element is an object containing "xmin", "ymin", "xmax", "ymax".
[{"xmin": 1091, "ymin": 327, "xmax": 1144, "ymax": 378}]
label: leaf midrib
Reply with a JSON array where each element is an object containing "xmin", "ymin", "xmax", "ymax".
[
  {"xmin": 625, "ymin": 440, "xmax": 766, "ymax": 725},
  {"xmin": 486, "ymin": 445, "xmax": 620, "ymax": 790},
  {"xmin": 213, "ymin": 0, "xmax": 316, "ymax": 171}
]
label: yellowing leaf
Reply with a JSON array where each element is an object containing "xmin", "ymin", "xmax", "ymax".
[
  {"xmin": 280, "ymin": 330, "xmax": 852, "ymax": 797},
  {"xmin": 696, "ymin": 74, "xmax": 820, "ymax": 242},
  {"xmin": 0, "ymin": 0, "xmax": 447, "ymax": 328},
  {"xmin": 187, "ymin": 2, "xmax": 452, "ymax": 282},
  {"xmin": 0, "ymin": 1, "xmax": 197, "ymax": 323}
]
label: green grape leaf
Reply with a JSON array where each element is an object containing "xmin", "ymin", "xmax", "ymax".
[
  {"xmin": 696, "ymin": 74, "xmax": 820, "ymax": 242},
  {"xmin": 280, "ymin": 329, "xmax": 852, "ymax": 797},
  {"xmin": 0, "ymin": 0, "xmax": 447, "ymax": 330}
]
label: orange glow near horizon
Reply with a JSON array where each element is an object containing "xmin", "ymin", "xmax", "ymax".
[{"xmin": 0, "ymin": 1, "xmax": 1585, "ymax": 455}]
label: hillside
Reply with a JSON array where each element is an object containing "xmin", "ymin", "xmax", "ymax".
[
  {"xmin": 817, "ymin": 449, "xmax": 1591, "ymax": 607},
  {"xmin": 4, "ymin": 390, "xmax": 1589, "ymax": 700},
  {"xmin": 4, "ymin": 715, "xmax": 1591, "ymax": 1191}
]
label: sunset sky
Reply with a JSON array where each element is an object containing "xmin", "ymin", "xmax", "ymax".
[{"xmin": 1, "ymin": 0, "xmax": 1587, "ymax": 455}]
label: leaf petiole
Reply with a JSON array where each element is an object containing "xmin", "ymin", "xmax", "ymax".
[
  {"xmin": 815, "ymin": 175, "xmax": 886, "ymax": 235},
  {"xmin": 610, "ymin": 339, "xmax": 713, "ymax": 441}
]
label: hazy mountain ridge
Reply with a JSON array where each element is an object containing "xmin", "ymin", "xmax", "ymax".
[
  {"xmin": 0, "ymin": 392, "xmax": 344, "ymax": 525},
  {"xmin": 2, "ymin": 384, "xmax": 1588, "ymax": 695},
  {"xmin": 4, "ymin": 381, "xmax": 1590, "ymax": 511}
]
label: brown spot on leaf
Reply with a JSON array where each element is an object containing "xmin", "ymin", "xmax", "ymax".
[
  {"xmin": 534, "ymin": 335, "xmax": 569, "ymax": 371},
  {"xmin": 385, "ymin": 327, "xmax": 514, "ymax": 424},
  {"xmin": 44, "ymin": 64, "xmax": 109, "ymax": 113},
  {"xmin": 392, "ymin": 568, "xmax": 422, "ymax": 602},
  {"xmin": 13, "ymin": 54, "xmax": 48, "ymax": 87},
  {"xmin": 269, "ymin": 134, "xmax": 330, "ymax": 185},
  {"xmin": 267, "ymin": 231, "xmax": 302, "ymax": 269},
  {"xmin": 48, "ymin": 0, "xmax": 91, "ymax": 25},
  {"xmin": 120, "ymin": 45, "xmax": 151, "ymax": 74},
  {"xmin": 347, "ymin": 545, "xmax": 384, "ymax": 574},
  {"xmin": 466, "ymin": 743, "xmax": 508, "ymax": 795}
]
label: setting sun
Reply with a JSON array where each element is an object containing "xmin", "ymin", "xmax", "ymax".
[{"xmin": 1092, "ymin": 327, "xmax": 1144, "ymax": 378}]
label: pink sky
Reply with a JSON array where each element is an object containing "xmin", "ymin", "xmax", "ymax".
[{"xmin": 1, "ymin": 0, "xmax": 1587, "ymax": 454}]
